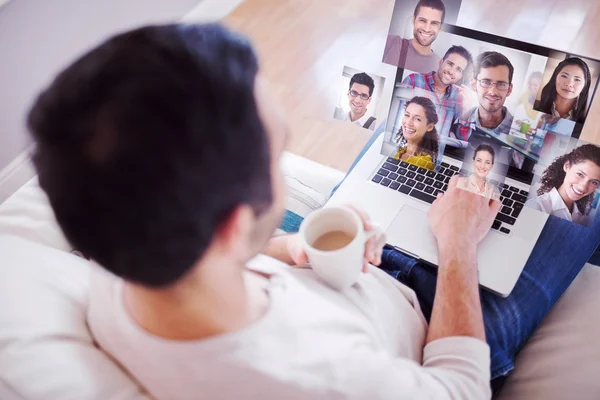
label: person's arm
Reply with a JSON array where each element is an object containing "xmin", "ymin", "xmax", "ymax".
[
  {"xmin": 261, "ymin": 205, "xmax": 386, "ymax": 269},
  {"xmin": 262, "ymin": 234, "xmax": 296, "ymax": 265},
  {"xmin": 427, "ymin": 176, "xmax": 501, "ymax": 344},
  {"xmin": 427, "ymin": 241, "xmax": 485, "ymax": 343}
]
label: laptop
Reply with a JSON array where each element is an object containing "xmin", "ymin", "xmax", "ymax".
[{"xmin": 328, "ymin": 25, "xmax": 600, "ymax": 297}]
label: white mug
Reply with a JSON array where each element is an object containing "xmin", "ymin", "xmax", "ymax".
[{"xmin": 298, "ymin": 206, "xmax": 381, "ymax": 290}]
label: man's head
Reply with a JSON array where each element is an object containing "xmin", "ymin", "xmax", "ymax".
[
  {"xmin": 471, "ymin": 51, "xmax": 514, "ymax": 114},
  {"xmin": 347, "ymin": 72, "xmax": 375, "ymax": 116},
  {"xmin": 27, "ymin": 23, "xmax": 288, "ymax": 288},
  {"xmin": 412, "ymin": 0, "xmax": 446, "ymax": 48},
  {"xmin": 437, "ymin": 45, "xmax": 472, "ymax": 86}
]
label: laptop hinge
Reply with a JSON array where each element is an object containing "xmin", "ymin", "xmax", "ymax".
[{"xmin": 392, "ymin": 246, "xmax": 421, "ymax": 261}]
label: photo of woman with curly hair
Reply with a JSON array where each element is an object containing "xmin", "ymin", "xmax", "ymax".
[
  {"xmin": 392, "ymin": 96, "xmax": 439, "ymax": 170},
  {"xmin": 526, "ymin": 144, "xmax": 600, "ymax": 225}
]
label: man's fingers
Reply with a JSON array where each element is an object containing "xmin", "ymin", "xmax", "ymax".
[
  {"xmin": 447, "ymin": 174, "xmax": 459, "ymax": 190},
  {"xmin": 483, "ymin": 199, "xmax": 502, "ymax": 230},
  {"xmin": 365, "ymin": 235, "xmax": 376, "ymax": 260},
  {"xmin": 346, "ymin": 204, "xmax": 373, "ymax": 230},
  {"xmin": 489, "ymin": 198, "xmax": 502, "ymax": 214}
]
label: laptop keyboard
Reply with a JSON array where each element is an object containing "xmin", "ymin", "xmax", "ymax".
[{"xmin": 372, "ymin": 158, "xmax": 526, "ymax": 235}]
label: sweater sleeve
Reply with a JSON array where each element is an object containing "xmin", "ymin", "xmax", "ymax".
[{"xmin": 338, "ymin": 337, "xmax": 491, "ymax": 400}]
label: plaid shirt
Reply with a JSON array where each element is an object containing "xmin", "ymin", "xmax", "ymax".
[
  {"xmin": 453, "ymin": 106, "xmax": 513, "ymax": 141},
  {"xmin": 401, "ymin": 71, "xmax": 461, "ymax": 139}
]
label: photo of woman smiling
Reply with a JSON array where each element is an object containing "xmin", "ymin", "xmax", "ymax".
[
  {"xmin": 526, "ymin": 144, "xmax": 600, "ymax": 226},
  {"xmin": 534, "ymin": 57, "xmax": 592, "ymax": 135},
  {"xmin": 456, "ymin": 143, "xmax": 502, "ymax": 200},
  {"xmin": 392, "ymin": 96, "xmax": 439, "ymax": 170}
]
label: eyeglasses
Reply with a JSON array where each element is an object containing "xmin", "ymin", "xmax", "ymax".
[
  {"xmin": 349, "ymin": 90, "xmax": 371, "ymax": 100},
  {"xmin": 476, "ymin": 79, "xmax": 510, "ymax": 91}
]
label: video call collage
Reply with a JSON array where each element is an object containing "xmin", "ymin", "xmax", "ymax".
[{"xmin": 334, "ymin": 0, "xmax": 600, "ymax": 228}]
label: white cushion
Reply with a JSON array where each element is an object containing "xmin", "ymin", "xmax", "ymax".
[
  {"xmin": 0, "ymin": 179, "xmax": 149, "ymax": 399},
  {"xmin": 497, "ymin": 263, "xmax": 600, "ymax": 400},
  {"xmin": 0, "ymin": 177, "xmax": 70, "ymax": 251},
  {"xmin": 278, "ymin": 152, "xmax": 344, "ymax": 234},
  {"xmin": 281, "ymin": 151, "xmax": 345, "ymax": 198}
]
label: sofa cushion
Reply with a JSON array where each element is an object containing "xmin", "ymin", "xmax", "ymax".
[
  {"xmin": 0, "ymin": 236, "xmax": 150, "ymax": 399},
  {"xmin": 0, "ymin": 178, "xmax": 149, "ymax": 399},
  {"xmin": 278, "ymin": 152, "xmax": 344, "ymax": 233},
  {"xmin": 0, "ymin": 177, "xmax": 70, "ymax": 251},
  {"xmin": 496, "ymin": 263, "xmax": 600, "ymax": 400}
]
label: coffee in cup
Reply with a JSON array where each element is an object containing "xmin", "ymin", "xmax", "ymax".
[{"xmin": 298, "ymin": 206, "xmax": 382, "ymax": 290}]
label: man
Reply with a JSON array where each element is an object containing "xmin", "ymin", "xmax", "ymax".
[
  {"xmin": 28, "ymin": 22, "xmax": 492, "ymax": 398},
  {"xmin": 452, "ymin": 51, "xmax": 515, "ymax": 142},
  {"xmin": 27, "ymin": 23, "xmax": 600, "ymax": 399},
  {"xmin": 402, "ymin": 45, "xmax": 473, "ymax": 138},
  {"xmin": 383, "ymin": 0, "xmax": 445, "ymax": 73},
  {"xmin": 334, "ymin": 72, "xmax": 377, "ymax": 130}
]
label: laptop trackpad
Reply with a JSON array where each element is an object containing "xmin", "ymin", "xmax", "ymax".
[{"xmin": 386, "ymin": 205, "xmax": 438, "ymax": 260}]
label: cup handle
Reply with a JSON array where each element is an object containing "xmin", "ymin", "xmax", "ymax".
[{"xmin": 364, "ymin": 224, "xmax": 386, "ymax": 247}]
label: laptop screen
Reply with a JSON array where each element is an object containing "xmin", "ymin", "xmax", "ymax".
[{"xmin": 381, "ymin": 23, "xmax": 600, "ymax": 188}]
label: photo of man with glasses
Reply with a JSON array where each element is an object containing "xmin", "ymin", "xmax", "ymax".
[
  {"xmin": 334, "ymin": 72, "xmax": 378, "ymax": 130},
  {"xmin": 452, "ymin": 51, "xmax": 515, "ymax": 141}
]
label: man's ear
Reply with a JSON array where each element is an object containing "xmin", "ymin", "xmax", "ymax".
[
  {"xmin": 412, "ymin": 15, "xmax": 416, "ymax": 26},
  {"xmin": 507, "ymin": 83, "xmax": 514, "ymax": 97},
  {"xmin": 471, "ymin": 78, "xmax": 477, "ymax": 91},
  {"xmin": 213, "ymin": 204, "xmax": 255, "ymax": 260}
]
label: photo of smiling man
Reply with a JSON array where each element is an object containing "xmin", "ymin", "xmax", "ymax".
[
  {"xmin": 334, "ymin": 71, "xmax": 381, "ymax": 131},
  {"xmin": 383, "ymin": 0, "xmax": 447, "ymax": 73},
  {"xmin": 401, "ymin": 45, "xmax": 473, "ymax": 139},
  {"xmin": 526, "ymin": 143, "xmax": 600, "ymax": 226},
  {"xmin": 452, "ymin": 51, "xmax": 515, "ymax": 141}
]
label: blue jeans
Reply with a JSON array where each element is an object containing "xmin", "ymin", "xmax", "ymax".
[{"xmin": 333, "ymin": 128, "xmax": 600, "ymax": 381}]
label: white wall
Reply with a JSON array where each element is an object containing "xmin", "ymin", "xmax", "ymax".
[{"xmin": 0, "ymin": 0, "xmax": 200, "ymax": 172}]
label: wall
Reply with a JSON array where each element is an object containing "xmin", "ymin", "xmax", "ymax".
[{"xmin": 0, "ymin": 0, "xmax": 200, "ymax": 173}]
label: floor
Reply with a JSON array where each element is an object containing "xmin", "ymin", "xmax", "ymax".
[
  {"xmin": 224, "ymin": 0, "xmax": 600, "ymax": 172},
  {"xmin": 2, "ymin": 0, "xmax": 598, "ymax": 203}
]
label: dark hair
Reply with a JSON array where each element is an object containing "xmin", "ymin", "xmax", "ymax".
[
  {"xmin": 474, "ymin": 51, "xmax": 514, "ymax": 84},
  {"xmin": 27, "ymin": 23, "xmax": 272, "ymax": 288},
  {"xmin": 538, "ymin": 144, "xmax": 600, "ymax": 215},
  {"xmin": 413, "ymin": 0, "xmax": 446, "ymax": 24},
  {"xmin": 473, "ymin": 143, "xmax": 495, "ymax": 164},
  {"xmin": 349, "ymin": 72, "xmax": 375, "ymax": 97},
  {"xmin": 398, "ymin": 96, "xmax": 439, "ymax": 159},
  {"xmin": 443, "ymin": 45, "xmax": 473, "ymax": 68},
  {"xmin": 537, "ymin": 58, "xmax": 591, "ymax": 124}
]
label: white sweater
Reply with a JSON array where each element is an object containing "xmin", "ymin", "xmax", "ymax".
[{"xmin": 88, "ymin": 254, "xmax": 491, "ymax": 400}]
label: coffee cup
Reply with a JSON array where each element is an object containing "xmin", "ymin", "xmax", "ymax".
[{"xmin": 298, "ymin": 206, "xmax": 382, "ymax": 290}]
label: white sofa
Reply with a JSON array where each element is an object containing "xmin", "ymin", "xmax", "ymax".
[{"xmin": 1, "ymin": 153, "xmax": 599, "ymax": 399}]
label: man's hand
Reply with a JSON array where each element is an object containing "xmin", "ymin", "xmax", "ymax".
[
  {"xmin": 426, "ymin": 175, "xmax": 501, "ymax": 345},
  {"xmin": 428, "ymin": 175, "xmax": 501, "ymax": 253},
  {"xmin": 287, "ymin": 205, "xmax": 386, "ymax": 272}
]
